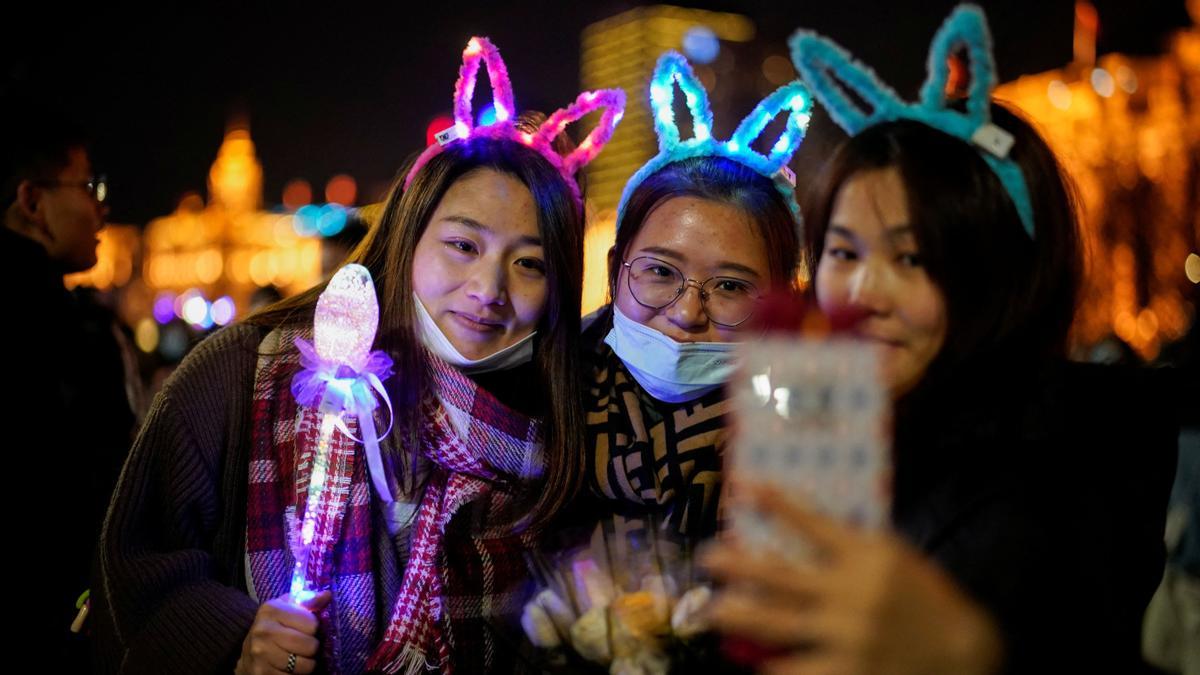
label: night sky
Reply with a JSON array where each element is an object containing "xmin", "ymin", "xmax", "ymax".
[{"xmin": 4, "ymin": 1, "xmax": 1190, "ymax": 226}]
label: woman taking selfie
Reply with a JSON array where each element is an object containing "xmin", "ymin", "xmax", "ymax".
[{"xmin": 703, "ymin": 7, "xmax": 1178, "ymax": 673}]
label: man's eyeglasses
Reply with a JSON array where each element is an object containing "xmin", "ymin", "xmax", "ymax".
[
  {"xmin": 622, "ymin": 255, "xmax": 761, "ymax": 327},
  {"xmin": 35, "ymin": 175, "xmax": 108, "ymax": 204}
]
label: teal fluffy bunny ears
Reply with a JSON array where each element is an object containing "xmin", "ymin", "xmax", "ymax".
[
  {"xmin": 615, "ymin": 51, "xmax": 814, "ymax": 229},
  {"xmin": 789, "ymin": 4, "xmax": 1036, "ymax": 237}
]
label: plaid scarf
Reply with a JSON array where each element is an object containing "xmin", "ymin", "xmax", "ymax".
[
  {"xmin": 248, "ymin": 327, "xmax": 544, "ymax": 674},
  {"xmin": 582, "ymin": 314, "xmax": 729, "ymax": 543}
]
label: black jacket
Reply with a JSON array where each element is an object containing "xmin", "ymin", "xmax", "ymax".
[
  {"xmin": 4, "ymin": 227, "xmax": 136, "ymax": 667},
  {"xmin": 893, "ymin": 359, "xmax": 1181, "ymax": 673}
]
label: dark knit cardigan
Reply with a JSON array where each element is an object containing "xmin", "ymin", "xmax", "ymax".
[{"xmin": 92, "ymin": 324, "xmax": 269, "ymax": 673}]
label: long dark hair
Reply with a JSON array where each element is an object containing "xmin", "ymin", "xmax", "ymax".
[
  {"xmin": 247, "ymin": 120, "xmax": 585, "ymax": 528},
  {"xmin": 803, "ymin": 103, "xmax": 1082, "ymax": 387},
  {"xmin": 611, "ymin": 156, "xmax": 801, "ymax": 299}
]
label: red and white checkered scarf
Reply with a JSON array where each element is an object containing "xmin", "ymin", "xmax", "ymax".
[{"xmin": 248, "ymin": 327, "xmax": 544, "ymax": 674}]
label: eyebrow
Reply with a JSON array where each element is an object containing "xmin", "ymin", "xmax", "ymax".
[
  {"xmin": 441, "ymin": 214, "xmax": 542, "ymax": 247},
  {"xmin": 637, "ymin": 245, "xmax": 762, "ymax": 279},
  {"xmin": 828, "ymin": 223, "xmax": 915, "ymax": 245}
]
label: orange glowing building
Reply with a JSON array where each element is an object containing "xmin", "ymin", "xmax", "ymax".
[
  {"xmin": 65, "ymin": 123, "xmax": 330, "ymax": 357},
  {"xmin": 996, "ymin": 1, "xmax": 1200, "ymax": 359},
  {"xmin": 142, "ymin": 124, "xmax": 323, "ymax": 317}
]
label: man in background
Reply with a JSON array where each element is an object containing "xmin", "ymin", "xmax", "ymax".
[{"xmin": 3, "ymin": 110, "xmax": 137, "ymax": 669}]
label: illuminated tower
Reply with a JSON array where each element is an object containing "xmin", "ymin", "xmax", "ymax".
[
  {"xmin": 143, "ymin": 124, "xmax": 321, "ymax": 328},
  {"xmin": 208, "ymin": 122, "xmax": 263, "ymax": 215}
]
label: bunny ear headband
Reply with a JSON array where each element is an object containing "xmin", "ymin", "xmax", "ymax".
[
  {"xmin": 616, "ymin": 51, "xmax": 814, "ymax": 229},
  {"xmin": 405, "ymin": 36, "xmax": 626, "ymax": 212},
  {"xmin": 789, "ymin": 4, "xmax": 1035, "ymax": 237}
]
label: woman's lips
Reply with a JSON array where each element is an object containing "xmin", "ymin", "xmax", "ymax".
[{"xmin": 449, "ymin": 311, "xmax": 504, "ymax": 333}]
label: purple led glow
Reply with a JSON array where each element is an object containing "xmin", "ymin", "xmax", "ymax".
[
  {"xmin": 153, "ymin": 293, "xmax": 176, "ymax": 324},
  {"xmin": 402, "ymin": 36, "xmax": 625, "ymax": 212},
  {"xmin": 211, "ymin": 296, "xmax": 236, "ymax": 326}
]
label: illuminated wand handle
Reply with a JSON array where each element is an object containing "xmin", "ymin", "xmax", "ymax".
[
  {"xmin": 289, "ymin": 413, "xmax": 339, "ymax": 603},
  {"xmin": 288, "ymin": 264, "xmax": 394, "ymax": 603}
]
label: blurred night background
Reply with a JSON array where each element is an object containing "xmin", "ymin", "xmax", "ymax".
[{"xmin": 3, "ymin": 0, "xmax": 1196, "ymax": 392}]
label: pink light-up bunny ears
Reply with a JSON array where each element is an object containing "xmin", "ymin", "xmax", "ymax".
[{"xmin": 404, "ymin": 37, "xmax": 626, "ymax": 211}]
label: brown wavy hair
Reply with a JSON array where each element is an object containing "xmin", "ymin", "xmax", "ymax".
[{"xmin": 246, "ymin": 116, "xmax": 585, "ymax": 528}]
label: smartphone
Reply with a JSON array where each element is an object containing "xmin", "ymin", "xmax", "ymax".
[{"xmin": 727, "ymin": 338, "xmax": 891, "ymax": 560}]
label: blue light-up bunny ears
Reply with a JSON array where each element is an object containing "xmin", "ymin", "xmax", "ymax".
[
  {"xmin": 615, "ymin": 51, "xmax": 814, "ymax": 228},
  {"xmin": 789, "ymin": 4, "xmax": 1035, "ymax": 237},
  {"xmin": 792, "ymin": 4, "xmax": 1036, "ymax": 236}
]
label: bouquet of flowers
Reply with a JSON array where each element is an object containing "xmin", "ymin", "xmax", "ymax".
[{"xmin": 521, "ymin": 523, "xmax": 717, "ymax": 674}]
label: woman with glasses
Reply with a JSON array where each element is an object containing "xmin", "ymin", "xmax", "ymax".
[{"xmin": 571, "ymin": 52, "xmax": 806, "ymax": 559}]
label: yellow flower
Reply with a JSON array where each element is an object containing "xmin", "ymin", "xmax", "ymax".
[
  {"xmin": 570, "ymin": 606, "xmax": 613, "ymax": 663},
  {"xmin": 612, "ymin": 591, "xmax": 670, "ymax": 639}
]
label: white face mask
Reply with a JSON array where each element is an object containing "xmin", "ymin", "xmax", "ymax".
[
  {"xmin": 413, "ymin": 294, "xmax": 536, "ymax": 374},
  {"xmin": 604, "ymin": 304, "xmax": 738, "ymax": 403}
]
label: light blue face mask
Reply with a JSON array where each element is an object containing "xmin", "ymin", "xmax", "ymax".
[{"xmin": 604, "ymin": 305, "xmax": 738, "ymax": 404}]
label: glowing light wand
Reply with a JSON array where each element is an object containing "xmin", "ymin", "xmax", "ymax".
[{"xmin": 288, "ymin": 264, "xmax": 394, "ymax": 602}]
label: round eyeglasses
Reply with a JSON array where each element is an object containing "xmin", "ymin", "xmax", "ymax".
[
  {"xmin": 35, "ymin": 175, "xmax": 108, "ymax": 204},
  {"xmin": 622, "ymin": 255, "xmax": 761, "ymax": 327}
]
